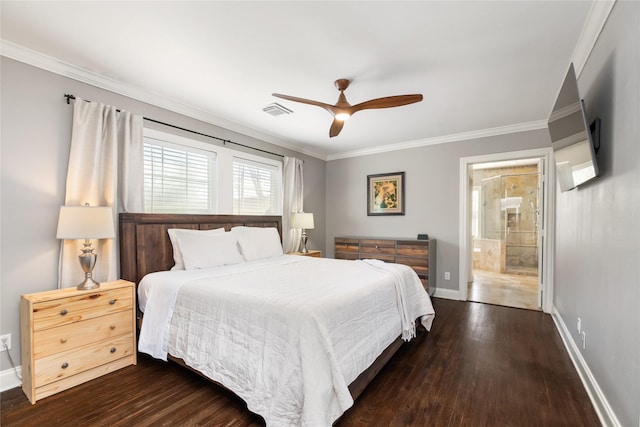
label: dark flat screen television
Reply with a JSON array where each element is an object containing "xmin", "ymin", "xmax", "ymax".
[{"xmin": 548, "ymin": 63, "xmax": 600, "ymax": 192}]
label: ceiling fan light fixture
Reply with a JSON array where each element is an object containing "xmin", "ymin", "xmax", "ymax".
[{"xmin": 334, "ymin": 112, "xmax": 351, "ymax": 121}]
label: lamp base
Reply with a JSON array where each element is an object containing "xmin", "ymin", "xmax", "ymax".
[
  {"xmin": 77, "ymin": 241, "xmax": 100, "ymax": 290},
  {"xmin": 300, "ymin": 229, "xmax": 309, "ymax": 253},
  {"xmin": 77, "ymin": 276, "xmax": 100, "ymax": 290}
]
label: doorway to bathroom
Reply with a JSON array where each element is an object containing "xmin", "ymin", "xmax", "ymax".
[
  {"xmin": 468, "ymin": 159, "xmax": 541, "ymax": 310},
  {"xmin": 459, "ymin": 147, "xmax": 555, "ymax": 313}
]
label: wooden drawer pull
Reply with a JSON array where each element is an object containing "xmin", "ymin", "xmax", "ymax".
[
  {"xmin": 60, "ymin": 338, "xmax": 67, "ymax": 344},
  {"xmin": 110, "ymin": 325, "xmax": 116, "ymax": 330},
  {"xmin": 110, "ymin": 347, "xmax": 116, "ymax": 354},
  {"xmin": 60, "ymin": 309, "xmax": 68, "ymax": 316},
  {"xmin": 61, "ymin": 362, "xmax": 69, "ymax": 369},
  {"xmin": 109, "ymin": 299, "xmax": 116, "ymax": 305}
]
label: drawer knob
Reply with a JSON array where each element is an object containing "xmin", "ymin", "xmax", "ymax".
[
  {"xmin": 375, "ymin": 245, "xmax": 379, "ymax": 249},
  {"xmin": 110, "ymin": 347, "xmax": 116, "ymax": 353},
  {"xmin": 109, "ymin": 299, "xmax": 116, "ymax": 305},
  {"xmin": 61, "ymin": 362, "xmax": 69, "ymax": 369},
  {"xmin": 60, "ymin": 309, "xmax": 68, "ymax": 316},
  {"xmin": 60, "ymin": 338, "xmax": 67, "ymax": 344},
  {"xmin": 110, "ymin": 325, "xmax": 116, "ymax": 330}
]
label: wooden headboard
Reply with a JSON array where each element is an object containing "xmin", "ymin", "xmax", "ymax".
[{"xmin": 119, "ymin": 213, "xmax": 282, "ymax": 284}]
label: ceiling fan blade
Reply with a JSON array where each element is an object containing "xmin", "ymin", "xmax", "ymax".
[
  {"xmin": 272, "ymin": 93, "xmax": 336, "ymax": 114},
  {"xmin": 351, "ymin": 94, "xmax": 423, "ymax": 113},
  {"xmin": 329, "ymin": 118, "xmax": 345, "ymax": 138}
]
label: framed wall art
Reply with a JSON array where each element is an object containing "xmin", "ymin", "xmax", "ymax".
[{"xmin": 367, "ymin": 172, "xmax": 405, "ymax": 216}]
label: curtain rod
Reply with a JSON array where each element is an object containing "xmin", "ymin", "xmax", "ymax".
[{"xmin": 64, "ymin": 94, "xmax": 284, "ymax": 159}]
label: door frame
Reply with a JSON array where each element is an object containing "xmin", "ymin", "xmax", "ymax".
[{"xmin": 458, "ymin": 147, "xmax": 556, "ymax": 313}]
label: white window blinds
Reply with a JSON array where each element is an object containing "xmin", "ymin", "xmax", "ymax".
[
  {"xmin": 144, "ymin": 140, "xmax": 217, "ymax": 213},
  {"xmin": 233, "ymin": 157, "xmax": 281, "ymax": 215}
]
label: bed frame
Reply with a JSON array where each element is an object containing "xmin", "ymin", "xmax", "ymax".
[{"xmin": 118, "ymin": 213, "xmax": 404, "ymax": 405}]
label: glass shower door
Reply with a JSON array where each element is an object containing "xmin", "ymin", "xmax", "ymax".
[{"xmin": 502, "ymin": 174, "xmax": 539, "ymax": 276}]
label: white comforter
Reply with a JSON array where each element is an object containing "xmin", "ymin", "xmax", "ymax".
[{"xmin": 138, "ymin": 255, "xmax": 435, "ymax": 427}]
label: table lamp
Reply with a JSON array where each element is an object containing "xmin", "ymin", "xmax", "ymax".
[
  {"xmin": 56, "ymin": 205, "xmax": 115, "ymax": 290},
  {"xmin": 292, "ymin": 212, "xmax": 314, "ymax": 253}
]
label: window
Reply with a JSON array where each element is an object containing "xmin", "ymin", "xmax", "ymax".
[
  {"xmin": 144, "ymin": 138, "xmax": 217, "ymax": 213},
  {"xmin": 143, "ymin": 129, "xmax": 282, "ymax": 215},
  {"xmin": 233, "ymin": 158, "xmax": 281, "ymax": 215}
]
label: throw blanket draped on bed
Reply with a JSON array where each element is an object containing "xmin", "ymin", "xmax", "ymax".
[{"xmin": 138, "ymin": 255, "xmax": 435, "ymax": 427}]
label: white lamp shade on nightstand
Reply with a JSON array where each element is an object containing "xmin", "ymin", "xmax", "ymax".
[
  {"xmin": 292, "ymin": 212, "xmax": 314, "ymax": 254},
  {"xmin": 292, "ymin": 212, "xmax": 314, "ymax": 230},
  {"xmin": 56, "ymin": 205, "xmax": 115, "ymax": 290},
  {"xmin": 56, "ymin": 206, "xmax": 115, "ymax": 239}
]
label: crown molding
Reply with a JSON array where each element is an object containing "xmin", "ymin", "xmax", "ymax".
[
  {"xmin": 325, "ymin": 120, "xmax": 548, "ymax": 161},
  {"xmin": 0, "ymin": 39, "xmax": 327, "ymax": 161},
  {"xmin": 572, "ymin": 0, "xmax": 616, "ymax": 77}
]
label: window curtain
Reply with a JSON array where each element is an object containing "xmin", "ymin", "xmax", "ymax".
[
  {"xmin": 58, "ymin": 97, "xmax": 143, "ymax": 288},
  {"xmin": 282, "ymin": 156, "xmax": 304, "ymax": 253}
]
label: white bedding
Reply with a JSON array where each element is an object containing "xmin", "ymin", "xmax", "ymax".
[{"xmin": 138, "ymin": 255, "xmax": 435, "ymax": 427}]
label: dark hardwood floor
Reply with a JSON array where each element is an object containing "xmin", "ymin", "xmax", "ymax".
[{"xmin": 1, "ymin": 299, "xmax": 600, "ymax": 426}]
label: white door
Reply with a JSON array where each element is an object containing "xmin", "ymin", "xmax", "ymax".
[{"xmin": 537, "ymin": 158, "xmax": 545, "ymax": 309}]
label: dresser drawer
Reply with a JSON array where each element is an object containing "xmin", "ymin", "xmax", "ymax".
[
  {"xmin": 335, "ymin": 252, "xmax": 359, "ymax": 260},
  {"xmin": 32, "ymin": 287, "xmax": 133, "ymax": 331},
  {"xmin": 359, "ymin": 239, "xmax": 395, "ymax": 256},
  {"xmin": 396, "ymin": 256, "xmax": 428, "ymax": 271},
  {"xmin": 396, "ymin": 241, "xmax": 428, "ymax": 257},
  {"xmin": 33, "ymin": 311, "xmax": 133, "ymax": 359},
  {"xmin": 34, "ymin": 333, "xmax": 135, "ymax": 387},
  {"xmin": 335, "ymin": 238, "xmax": 359, "ymax": 253}
]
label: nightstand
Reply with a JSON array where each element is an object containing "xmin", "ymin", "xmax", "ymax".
[
  {"xmin": 20, "ymin": 279, "xmax": 137, "ymax": 404},
  {"xmin": 288, "ymin": 250, "xmax": 322, "ymax": 258}
]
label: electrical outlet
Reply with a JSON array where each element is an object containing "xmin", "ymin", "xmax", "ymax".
[
  {"xmin": 444, "ymin": 272, "xmax": 450, "ymax": 280},
  {"xmin": 581, "ymin": 331, "xmax": 586, "ymax": 350},
  {"xmin": 0, "ymin": 334, "xmax": 11, "ymax": 351},
  {"xmin": 577, "ymin": 317, "xmax": 582, "ymax": 334}
]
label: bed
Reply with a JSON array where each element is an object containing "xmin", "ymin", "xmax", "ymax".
[{"xmin": 119, "ymin": 213, "xmax": 435, "ymax": 426}]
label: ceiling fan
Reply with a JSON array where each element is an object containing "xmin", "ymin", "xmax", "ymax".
[{"xmin": 272, "ymin": 79, "xmax": 423, "ymax": 137}]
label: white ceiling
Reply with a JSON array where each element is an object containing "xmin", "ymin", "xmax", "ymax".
[{"xmin": 1, "ymin": 1, "xmax": 597, "ymax": 160}]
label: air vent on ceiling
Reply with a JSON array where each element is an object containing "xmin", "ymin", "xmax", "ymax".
[{"xmin": 263, "ymin": 102, "xmax": 293, "ymax": 117}]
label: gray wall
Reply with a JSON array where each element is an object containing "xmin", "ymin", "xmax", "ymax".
[
  {"xmin": 325, "ymin": 129, "xmax": 550, "ymax": 293},
  {"xmin": 2, "ymin": 4, "xmax": 638, "ymax": 422},
  {"xmin": 554, "ymin": 2, "xmax": 639, "ymax": 426},
  {"xmin": 0, "ymin": 57, "xmax": 326, "ymax": 372}
]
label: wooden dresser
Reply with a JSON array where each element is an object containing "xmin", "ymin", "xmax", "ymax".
[
  {"xmin": 20, "ymin": 280, "xmax": 137, "ymax": 404},
  {"xmin": 335, "ymin": 237, "xmax": 436, "ymax": 295}
]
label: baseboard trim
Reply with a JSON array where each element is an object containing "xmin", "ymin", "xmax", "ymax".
[
  {"xmin": 551, "ymin": 306, "xmax": 621, "ymax": 427},
  {"xmin": 0, "ymin": 365, "xmax": 22, "ymax": 392},
  {"xmin": 432, "ymin": 287, "xmax": 460, "ymax": 300}
]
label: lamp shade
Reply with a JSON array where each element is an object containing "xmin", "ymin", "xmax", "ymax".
[
  {"xmin": 292, "ymin": 212, "xmax": 314, "ymax": 230},
  {"xmin": 56, "ymin": 206, "xmax": 115, "ymax": 239}
]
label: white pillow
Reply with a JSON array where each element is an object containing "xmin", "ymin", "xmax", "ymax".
[
  {"xmin": 167, "ymin": 228, "xmax": 225, "ymax": 270},
  {"xmin": 176, "ymin": 231, "xmax": 245, "ymax": 270},
  {"xmin": 231, "ymin": 226, "xmax": 283, "ymax": 261}
]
